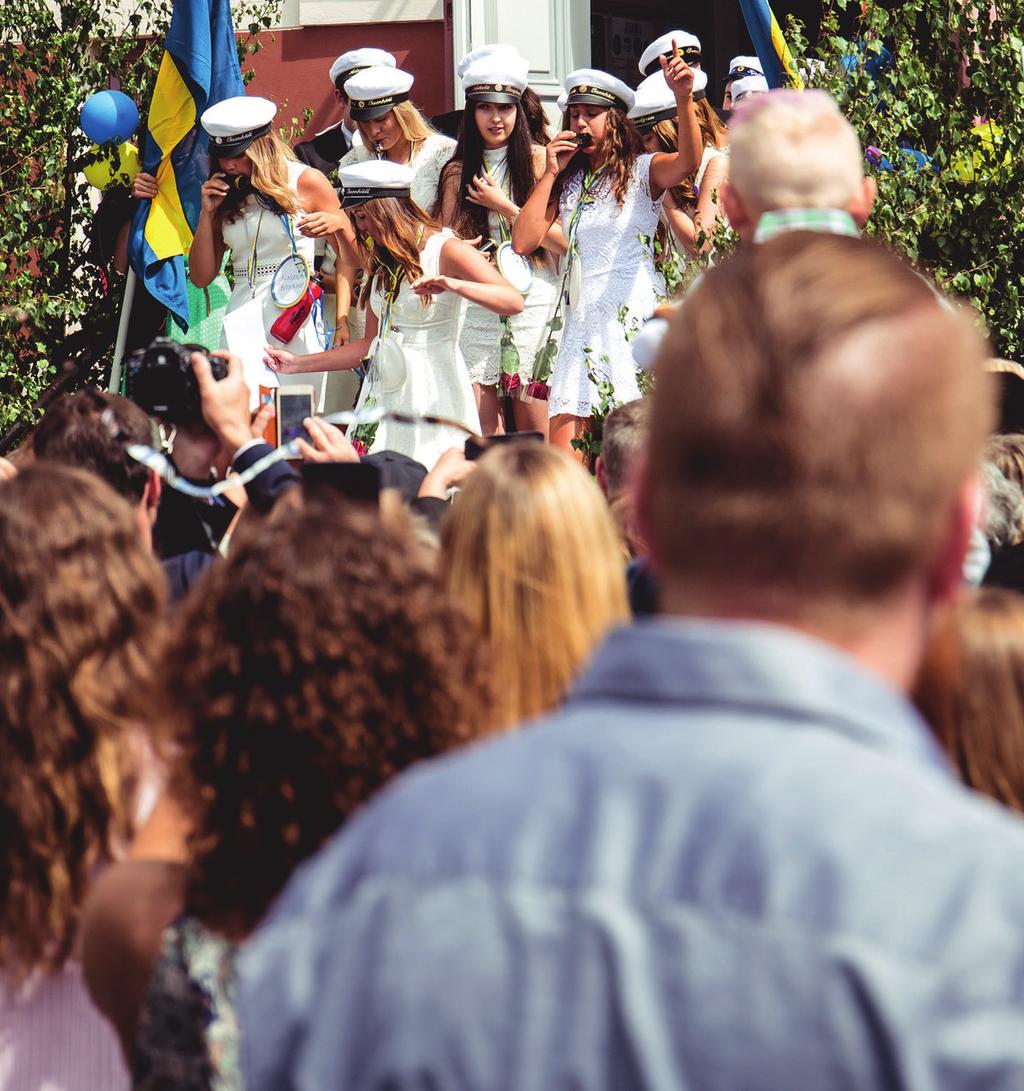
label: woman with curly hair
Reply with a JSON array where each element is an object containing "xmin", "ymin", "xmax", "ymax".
[
  {"xmin": 442, "ymin": 443, "xmax": 630, "ymax": 729},
  {"xmin": 0, "ymin": 463, "xmax": 166, "ymax": 1090},
  {"xmin": 511, "ymin": 52, "xmax": 702, "ymax": 454},
  {"xmin": 83, "ymin": 496, "xmax": 494, "ymax": 1088}
]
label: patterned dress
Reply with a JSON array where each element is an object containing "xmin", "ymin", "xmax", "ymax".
[{"xmin": 132, "ymin": 916, "xmax": 240, "ymax": 1091}]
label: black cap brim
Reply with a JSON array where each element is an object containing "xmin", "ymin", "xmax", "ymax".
[
  {"xmin": 207, "ymin": 122, "xmax": 272, "ymax": 158},
  {"xmin": 566, "ymin": 93, "xmax": 628, "ymax": 112},
  {"xmin": 340, "ymin": 186, "xmax": 412, "ymax": 209},
  {"xmin": 631, "ymin": 105, "xmax": 679, "ymax": 131},
  {"xmin": 349, "ymin": 93, "xmax": 410, "ymax": 122},
  {"xmin": 643, "ymin": 49, "xmax": 702, "ymax": 77},
  {"xmin": 466, "ymin": 90, "xmax": 522, "ymax": 105}
]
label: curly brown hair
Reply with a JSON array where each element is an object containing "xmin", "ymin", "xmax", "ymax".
[
  {"xmin": 159, "ymin": 497, "xmax": 495, "ymax": 936},
  {"xmin": 0, "ymin": 463, "xmax": 166, "ymax": 978}
]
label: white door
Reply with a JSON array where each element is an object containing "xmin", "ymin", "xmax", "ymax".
[{"xmin": 451, "ymin": 0, "xmax": 590, "ymax": 119}]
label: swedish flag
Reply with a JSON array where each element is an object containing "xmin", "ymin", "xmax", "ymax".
[
  {"xmin": 129, "ymin": 0, "xmax": 244, "ymax": 329},
  {"xmin": 738, "ymin": 0, "xmax": 804, "ymax": 89}
]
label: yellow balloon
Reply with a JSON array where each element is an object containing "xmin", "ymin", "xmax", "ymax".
[
  {"xmin": 950, "ymin": 122, "xmax": 1010, "ymax": 183},
  {"xmin": 83, "ymin": 142, "xmax": 140, "ymax": 190}
]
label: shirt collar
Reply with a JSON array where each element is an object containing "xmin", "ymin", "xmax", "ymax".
[
  {"xmin": 569, "ymin": 619, "xmax": 951, "ymax": 775},
  {"xmin": 754, "ymin": 207, "xmax": 860, "ymax": 244}
]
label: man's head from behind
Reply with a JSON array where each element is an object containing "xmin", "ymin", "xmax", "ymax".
[
  {"xmin": 640, "ymin": 233, "xmax": 992, "ymax": 648},
  {"xmin": 722, "ymin": 90, "xmax": 877, "ymax": 242},
  {"xmin": 32, "ymin": 388, "xmax": 159, "ymax": 546}
]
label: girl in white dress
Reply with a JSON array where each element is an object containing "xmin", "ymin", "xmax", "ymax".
[
  {"xmin": 438, "ymin": 54, "xmax": 566, "ymax": 437},
  {"xmin": 512, "ymin": 55, "xmax": 703, "ymax": 454},
  {"xmin": 264, "ymin": 162, "xmax": 525, "ymax": 471},
  {"xmin": 334, "ymin": 67, "xmax": 457, "ymax": 347},
  {"xmin": 190, "ymin": 97, "xmax": 352, "ymax": 407},
  {"xmin": 631, "ymin": 69, "xmax": 729, "ymax": 259}
]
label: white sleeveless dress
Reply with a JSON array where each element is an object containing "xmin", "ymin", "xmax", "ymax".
[
  {"xmin": 220, "ymin": 160, "xmax": 327, "ymax": 406},
  {"xmin": 459, "ymin": 146, "xmax": 562, "ymax": 390},
  {"xmin": 552, "ymin": 154, "xmax": 666, "ymax": 418},
  {"xmin": 354, "ymin": 230, "xmax": 480, "ymax": 470}
]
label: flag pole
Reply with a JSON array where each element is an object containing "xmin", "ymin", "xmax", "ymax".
[{"xmin": 108, "ymin": 265, "xmax": 137, "ymax": 393}]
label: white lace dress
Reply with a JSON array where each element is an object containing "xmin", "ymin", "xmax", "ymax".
[
  {"xmin": 220, "ymin": 160, "xmax": 328, "ymax": 406},
  {"xmin": 552, "ymin": 154, "xmax": 666, "ymax": 418},
  {"xmin": 353, "ymin": 230, "xmax": 480, "ymax": 470},
  {"xmin": 339, "ymin": 132, "xmax": 457, "ymax": 367},
  {"xmin": 460, "ymin": 147, "xmax": 561, "ymax": 389}
]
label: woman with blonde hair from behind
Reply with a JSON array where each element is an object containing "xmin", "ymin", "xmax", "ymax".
[{"xmin": 442, "ymin": 442, "xmax": 630, "ymax": 729}]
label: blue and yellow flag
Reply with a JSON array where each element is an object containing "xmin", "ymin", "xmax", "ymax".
[
  {"xmin": 738, "ymin": 0, "xmax": 804, "ymax": 89},
  {"xmin": 129, "ymin": 0, "xmax": 244, "ymax": 329}
]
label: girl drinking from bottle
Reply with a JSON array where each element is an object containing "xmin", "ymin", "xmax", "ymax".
[{"xmin": 511, "ymin": 48, "xmax": 701, "ymax": 454}]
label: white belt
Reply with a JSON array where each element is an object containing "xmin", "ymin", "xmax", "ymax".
[{"xmin": 233, "ymin": 262, "xmax": 279, "ymax": 280}]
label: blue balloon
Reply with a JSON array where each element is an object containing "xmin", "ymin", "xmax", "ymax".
[{"xmin": 80, "ymin": 90, "xmax": 139, "ymax": 145}]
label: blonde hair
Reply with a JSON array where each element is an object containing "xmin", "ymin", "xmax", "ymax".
[
  {"xmin": 442, "ymin": 444, "xmax": 630, "ymax": 729},
  {"xmin": 245, "ymin": 132, "xmax": 300, "ymax": 213},
  {"xmin": 729, "ymin": 90, "xmax": 864, "ymax": 215},
  {"xmin": 219, "ymin": 131, "xmax": 300, "ymax": 224},
  {"xmin": 647, "ymin": 232, "xmax": 993, "ymax": 632},
  {"xmin": 357, "ymin": 100, "xmax": 436, "ymax": 148}
]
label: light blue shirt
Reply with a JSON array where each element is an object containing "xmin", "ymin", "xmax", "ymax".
[{"xmin": 238, "ymin": 619, "xmax": 1024, "ymax": 1090}]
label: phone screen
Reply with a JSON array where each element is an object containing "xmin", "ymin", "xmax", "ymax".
[{"xmin": 277, "ymin": 388, "xmax": 314, "ymax": 449}]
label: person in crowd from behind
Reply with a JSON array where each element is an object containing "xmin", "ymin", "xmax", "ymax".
[
  {"xmin": 596, "ymin": 397, "xmax": 650, "ymax": 557},
  {"xmin": 189, "ymin": 96, "xmax": 351, "ymax": 406},
  {"xmin": 266, "ymin": 160, "xmax": 523, "ymax": 469},
  {"xmin": 441, "ymin": 442, "xmax": 629, "ymax": 730},
  {"xmin": 629, "ymin": 67, "xmax": 728, "ymax": 258},
  {"xmin": 237, "ymin": 234, "xmax": 1024, "ymax": 1090},
  {"xmin": 293, "ymin": 47, "xmax": 396, "ymax": 177},
  {"xmin": 512, "ymin": 51, "xmax": 701, "ymax": 454},
  {"xmin": 915, "ymin": 587, "xmax": 1024, "ymax": 812},
  {"xmin": 438, "ymin": 52, "xmax": 566, "ymax": 435},
  {"xmin": 722, "ymin": 54, "xmax": 764, "ymax": 113},
  {"xmin": 722, "ymin": 89, "xmax": 876, "ymax": 245},
  {"xmin": 82, "ymin": 494, "xmax": 494, "ymax": 1086},
  {"xmin": 0, "ymin": 463, "xmax": 166, "ymax": 1091}
]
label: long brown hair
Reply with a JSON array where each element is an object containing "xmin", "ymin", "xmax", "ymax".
[
  {"xmin": 157, "ymin": 497, "xmax": 494, "ymax": 935},
  {"xmin": 915, "ymin": 588, "xmax": 1024, "ymax": 812},
  {"xmin": 441, "ymin": 444, "xmax": 630, "ymax": 729},
  {"xmin": 0, "ymin": 464, "xmax": 166, "ymax": 978},
  {"xmin": 648, "ymin": 99, "xmax": 727, "ymax": 202},
  {"xmin": 554, "ymin": 107, "xmax": 643, "ymax": 208},
  {"xmin": 354, "ymin": 195, "xmax": 439, "ymax": 308}
]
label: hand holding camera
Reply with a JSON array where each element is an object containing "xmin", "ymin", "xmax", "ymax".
[{"xmin": 191, "ymin": 350, "xmax": 254, "ymax": 455}]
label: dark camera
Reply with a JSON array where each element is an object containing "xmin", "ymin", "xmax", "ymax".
[
  {"xmin": 124, "ymin": 338, "xmax": 226, "ymax": 424},
  {"xmin": 573, "ymin": 133, "xmax": 593, "ymax": 148}
]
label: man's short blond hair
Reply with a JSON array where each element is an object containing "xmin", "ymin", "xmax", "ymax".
[
  {"xmin": 646, "ymin": 232, "xmax": 993, "ymax": 628},
  {"xmin": 729, "ymin": 90, "xmax": 865, "ymax": 215}
]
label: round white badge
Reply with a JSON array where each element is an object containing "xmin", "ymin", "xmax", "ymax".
[
  {"xmin": 497, "ymin": 242, "xmax": 534, "ymax": 296},
  {"xmin": 567, "ymin": 248, "xmax": 583, "ymax": 310},
  {"xmin": 271, "ymin": 253, "xmax": 311, "ymax": 308},
  {"xmin": 368, "ymin": 333, "xmax": 408, "ymax": 394}
]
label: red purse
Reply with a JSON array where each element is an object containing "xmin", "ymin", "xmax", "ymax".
[{"xmin": 270, "ymin": 279, "xmax": 324, "ymax": 345}]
